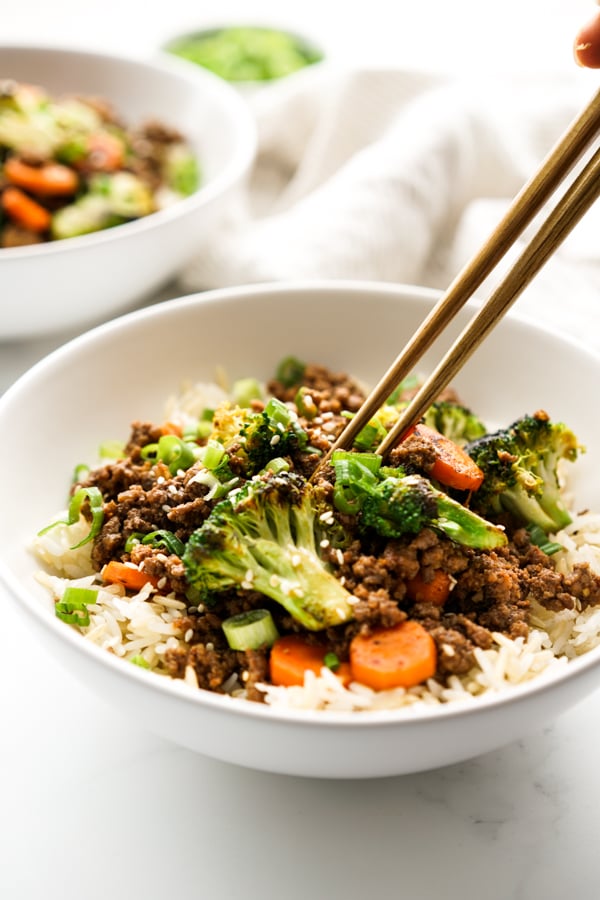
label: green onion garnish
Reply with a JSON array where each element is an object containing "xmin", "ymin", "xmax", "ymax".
[
  {"xmin": 125, "ymin": 529, "xmax": 185, "ymax": 556},
  {"xmin": 130, "ymin": 654, "xmax": 151, "ymax": 669},
  {"xmin": 232, "ymin": 377, "xmax": 263, "ymax": 407},
  {"xmin": 294, "ymin": 386, "xmax": 317, "ymax": 420},
  {"xmin": 99, "ymin": 439, "xmax": 125, "ymax": 459},
  {"xmin": 142, "ymin": 529, "xmax": 185, "ymax": 556},
  {"xmin": 323, "ymin": 651, "xmax": 340, "ymax": 671},
  {"xmin": 526, "ymin": 523, "xmax": 564, "ymax": 556},
  {"xmin": 262, "ymin": 457, "xmax": 291, "ymax": 475},
  {"xmin": 141, "ymin": 434, "xmax": 199, "ymax": 475},
  {"xmin": 55, "ymin": 586, "xmax": 97, "ymax": 627},
  {"xmin": 38, "ymin": 485, "xmax": 104, "ymax": 549},
  {"xmin": 222, "ymin": 609, "xmax": 280, "ymax": 650}
]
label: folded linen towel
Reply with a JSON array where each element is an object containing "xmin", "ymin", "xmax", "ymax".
[{"xmin": 180, "ymin": 65, "xmax": 599, "ymax": 351}]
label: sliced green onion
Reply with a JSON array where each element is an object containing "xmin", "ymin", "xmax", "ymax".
[
  {"xmin": 141, "ymin": 529, "xmax": 185, "ymax": 556},
  {"xmin": 130, "ymin": 654, "xmax": 151, "ymax": 669},
  {"xmin": 295, "ymin": 386, "xmax": 317, "ymax": 420},
  {"xmin": 331, "ymin": 452, "xmax": 381, "ymax": 515},
  {"xmin": 141, "ymin": 434, "xmax": 199, "ymax": 475},
  {"xmin": 201, "ymin": 439, "xmax": 226, "ymax": 471},
  {"xmin": 387, "ymin": 373, "xmax": 419, "ymax": 405},
  {"xmin": 55, "ymin": 586, "xmax": 97, "ymax": 627},
  {"xmin": 264, "ymin": 396, "xmax": 293, "ymax": 427},
  {"xmin": 125, "ymin": 529, "xmax": 185, "ymax": 556},
  {"xmin": 124, "ymin": 532, "xmax": 144, "ymax": 552},
  {"xmin": 222, "ymin": 609, "xmax": 279, "ymax": 650},
  {"xmin": 38, "ymin": 485, "xmax": 104, "ymax": 549},
  {"xmin": 331, "ymin": 450, "xmax": 382, "ymax": 475},
  {"xmin": 72, "ymin": 463, "xmax": 90, "ymax": 483},
  {"xmin": 323, "ymin": 651, "xmax": 340, "ymax": 671},
  {"xmin": 99, "ymin": 439, "xmax": 125, "ymax": 459},
  {"xmin": 232, "ymin": 377, "xmax": 263, "ymax": 407},
  {"xmin": 275, "ymin": 355, "xmax": 305, "ymax": 388},
  {"xmin": 262, "ymin": 457, "xmax": 290, "ymax": 475},
  {"xmin": 341, "ymin": 411, "xmax": 387, "ymax": 451},
  {"xmin": 526, "ymin": 523, "xmax": 564, "ymax": 556}
]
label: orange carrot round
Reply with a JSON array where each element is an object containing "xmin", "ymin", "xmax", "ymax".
[
  {"xmin": 270, "ymin": 635, "xmax": 352, "ymax": 687},
  {"xmin": 350, "ymin": 620, "xmax": 437, "ymax": 690},
  {"xmin": 102, "ymin": 560, "xmax": 158, "ymax": 592},
  {"xmin": 415, "ymin": 423, "xmax": 484, "ymax": 492},
  {"xmin": 84, "ymin": 132, "xmax": 125, "ymax": 171},
  {"xmin": 1, "ymin": 186, "xmax": 51, "ymax": 232},
  {"xmin": 4, "ymin": 158, "xmax": 79, "ymax": 196},
  {"xmin": 406, "ymin": 569, "xmax": 451, "ymax": 606}
]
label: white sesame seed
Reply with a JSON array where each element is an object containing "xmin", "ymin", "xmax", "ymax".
[
  {"xmin": 270, "ymin": 434, "xmax": 281, "ymax": 446},
  {"xmin": 336, "ymin": 549, "xmax": 344, "ymax": 565},
  {"xmin": 241, "ymin": 670, "xmax": 249, "ymax": 682},
  {"xmin": 291, "ymin": 553, "xmax": 301, "ymax": 567},
  {"xmin": 206, "ymin": 642, "xmax": 214, "ymax": 651},
  {"xmin": 184, "ymin": 628, "xmax": 194, "ymax": 642},
  {"xmin": 321, "ymin": 411, "xmax": 334, "ymax": 420},
  {"xmin": 156, "ymin": 476, "xmax": 165, "ymax": 484},
  {"xmin": 245, "ymin": 569, "xmax": 254, "ymax": 582},
  {"xmin": 162, "ymin": 504, "xmax": 171, "ymax": 513},
  {"xmin": 157, "ymin": 577, "xmax": 167, "ymax": 590},
  {"xmin": 241, "ymin": 581, "xmax": 253, "ymax": 590},
  {"xmin": 320, "ymin": 539, "xmax": 330, "ymax": 548}
]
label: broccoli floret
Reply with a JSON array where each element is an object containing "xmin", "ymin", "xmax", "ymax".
[
  {"xmin": 183, "ymin": 471, "xmax": 355, "ymax": 630},
  {"xmin": 332, "ymin": 451, "xmax": 507, "ymax": 550},
  {"xmin": 206, "ymin": 397, "xmax": 311, "ymax": 478},
  {"xmin": 423, "ymin": 401, "xmax": 487, "ymax": 446},
  {"xmin": 465, "ymin": 410, "xmax": 581, "ymax": 533}
]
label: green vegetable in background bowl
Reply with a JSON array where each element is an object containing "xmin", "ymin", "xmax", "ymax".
[{"xmin": 165, "ymin": 25, "xmax": 324, "ymax": 83}]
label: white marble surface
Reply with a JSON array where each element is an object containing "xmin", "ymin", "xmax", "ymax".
[{"xmin": 2, "ymin": 3, "xmax": 600, "ymax": 899}]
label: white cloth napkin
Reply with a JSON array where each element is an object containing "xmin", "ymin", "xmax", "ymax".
[{"xmin": 180, "ymin": 65, "xmax": 599, "ymax": 352}]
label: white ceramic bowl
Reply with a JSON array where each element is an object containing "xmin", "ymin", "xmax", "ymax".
[
  {"xmin": 0, "ymin": 45, "xmax": 256, "ymax": 340},
  {"xmin": 1, "ymin": 281, "xmax": 600, "ymax": 779}
]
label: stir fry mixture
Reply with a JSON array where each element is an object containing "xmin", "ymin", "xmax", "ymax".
[
  {"xmin": 33, "ymin": 359, "xmax": 600, "ymax": 707},
  {"xmin": 0, "ymin": 79, "xmax": 200, "ymax": 247}
]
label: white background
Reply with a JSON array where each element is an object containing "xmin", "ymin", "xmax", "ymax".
[{"xmin": 2, "ymin": 4, "xmax": 600, "ymax": 900}]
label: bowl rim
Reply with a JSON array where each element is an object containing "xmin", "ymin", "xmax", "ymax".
[
  {"xmin": 0, "ymin": 42, "xmax": 257, "ymax": 260},
  {"xmin": 2, "ymin": 278, "xmax": 600, "ymax": 730}
]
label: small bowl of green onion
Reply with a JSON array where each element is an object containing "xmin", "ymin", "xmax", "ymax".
[{"xmin": 161, "ymin": 24, "xmax": 325, "ymax": 89}]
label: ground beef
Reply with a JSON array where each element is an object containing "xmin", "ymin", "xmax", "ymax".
[
  {"xmin": 269, "ymin": 363, "xmax": 367, "ymax": 412},
  {"xmin": 87, "ymin": 459, "xmax": 212, "ymax": 569},
  {"xmin": 1, "ymin": 223, "xmax": 44, "ymax": 247}
]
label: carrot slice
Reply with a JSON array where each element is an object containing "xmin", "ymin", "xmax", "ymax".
[
  {"xmin": 83, "ymin": 132, "xmax": 125, "ymax": 172},
  {"xmin": 270, "ymin": 635, "xmax": 352, "ymax": 687},
  {"xmin": 161, "ymin": 421, "xmax": 184, "ymax": 437},
  {"xmin": 406, "ymin": 569, "xmax": 451, "ymax": 606},
  {"xmin": 102, "ymin": 560, "xmax": 158, "ymax": 592},
  {"xmin": 1, "ymin": 186, "xmax": 51, "ymax": 232},
  {"xmin": 4, "ymin": 158, "xmax": 78, "ymax": 196},
  {"xmin": 350, "ymin": 620, "xmax": 437, "ymax": 690},
  {"xmin": 414, "ymin": 423, "xmax": 484, "ymax": 492}
]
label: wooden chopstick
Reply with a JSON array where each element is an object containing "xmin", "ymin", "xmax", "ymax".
[
  {"xmin": 377, "ymin": 142, "xmax": 600, "ymax": 455},
  {"xmin": 312, "ymin": 87, "xmax": 600, "ymax": 473}
]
